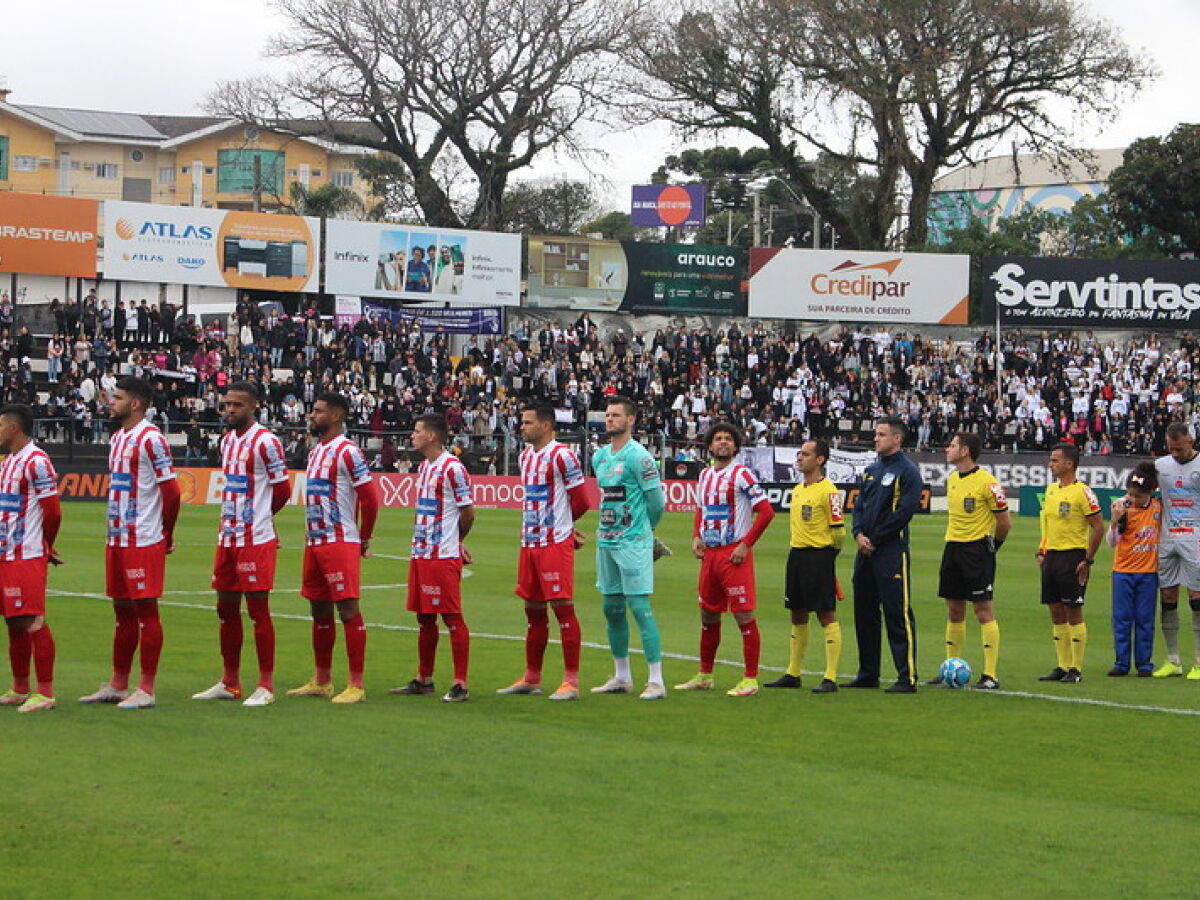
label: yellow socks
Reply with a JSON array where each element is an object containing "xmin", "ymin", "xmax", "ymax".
[
  {"xmin": 980, "ymin": 620, "xmax": 1000, "ymax": 679},
  {"xmin": 945, "ymin": 621, "xmax": 966, "ymax": 658},
  {"xmin": 1053, "ymin": 624, "xmax": 1072, "ymax": 670},
  {"xmin": 1069, "ymin": 622, "xmax": 1087, "ymax": 672},
  {"xmin": 822, "ymin": 622, "xmax": 842, "ymax": 682},
  {"xmin": 787, "ymin": 623, "xmax": 809, "ymax": 678}
]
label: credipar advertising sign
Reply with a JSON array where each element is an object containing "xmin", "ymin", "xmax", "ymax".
[
  {"xmin": 102, "ymin": 200, "xmax": 320, "ymax": 292},
  {"xmin": 748, "ymin": 247, "xmax": 969, "ymax": 324},
  {"xmin": 983, "ymin": 256, "xmax": 1200, "ymax": 328}
]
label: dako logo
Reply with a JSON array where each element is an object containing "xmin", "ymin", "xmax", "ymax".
[
  {"xmin": 177, "ymin": 256, "xmax": 205, "ymax": 269},
  {"xmin": 810, "ymin": 258, "xmax": 910, "ymax": 300}
]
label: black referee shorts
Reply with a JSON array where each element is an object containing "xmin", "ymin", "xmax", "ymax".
[
  {"xmin": 1041, "ymin": 548, "xmax": 1087, "ymax": 606},
  {"xmin": 938, "ymin": 539, "xmax": 996, "ymax": 601},
  {"xmin": 785, "ymin": 547, "xmax": 838, "ymax": 613}
]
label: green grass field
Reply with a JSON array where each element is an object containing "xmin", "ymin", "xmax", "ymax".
[{"xmin": 5, "ymin": 505, "xmax": 1199, "ymax": 897}]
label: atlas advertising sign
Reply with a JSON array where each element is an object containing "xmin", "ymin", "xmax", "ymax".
[
  {"xmin": 0, "ymin": 192, "xmax": 98, "ymax": 277},
  {"xmin": 324, "ymin": 219, "xmax": 520, "ymax": 306},
  {"xmin": 526, "ymin": 236, "xmax": 745, "ymax": 315},
  {"xmin": 983, "ymin": 256, "xmax": 1200, "ymax": 328},
  {"xmin": 748, "ymin": 247, "xmax": 969, "ymax": 324},
  {"xmin": 102, "ymin": 201, "xmax": 320, "ymax": 292},
  {"xmin": 631, "ymin": 184, "xmax": 706, "ymax": 228}
]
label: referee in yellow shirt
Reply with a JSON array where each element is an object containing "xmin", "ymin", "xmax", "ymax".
[
  {"xmin": 764, "ymin": 438, "xmax": 844, "ymax": 694},
  {"xmin": 1038, "ymin": 442, "xmax": 1105, "ymax": 684},
  {"xmin": 929, "ymin": 432, "xmax": 1011, "ymax": 689}
]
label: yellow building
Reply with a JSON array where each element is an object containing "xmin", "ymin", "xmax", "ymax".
[{"xmin": 0, "ymin": 86, "xmax": 377, "ymax": 211}]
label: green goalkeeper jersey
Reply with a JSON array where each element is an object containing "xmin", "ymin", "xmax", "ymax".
[{"xmin": 592, "ymin": 440, "xmax": 661, "ymax": 548}]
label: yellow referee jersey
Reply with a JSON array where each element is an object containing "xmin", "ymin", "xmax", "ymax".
[
  {"xmin": 945, "ymin": 466, "xmax": 1008, "ymax": 543},
  {"xmin": 790, "ymin": 477, "xmax": 844, "ymax": 548},
  {"xmin": 1040, "ymin": 479, "xmax": 1102, "ymax": 551}
]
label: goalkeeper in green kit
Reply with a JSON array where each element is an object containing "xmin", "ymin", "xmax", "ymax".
[{"xmin": 590, "ymin": 397, "xmax": 668, "ymax": 700}]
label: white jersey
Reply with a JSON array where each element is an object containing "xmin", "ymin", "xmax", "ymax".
[
  {"xmin": 218, "ymin": 423, "xmax": 288, "ymax": 548},
  {"xmin": 107, "ymin": 419, "xmax": 176, "ymax": 548},
  {"xmin": 1155, "ymin": 453, "xmax": 1200, "ymax": 542},
  {"xmin": 0, "ymin": 441, "xmax": 58, "ymax": 561},
  {"xmin": 411, "ymin": 450, "xmax": 473, "ymax": 560},
  {"xmin": 519, "ymin": 440, "xmax": 585, "ymax": 547},
  {"xmin": 304, "ymin": 434, "xmax": 371, "ymax": 546},
  {"xmin": 697, "ymin": 462, "xmax": 767, "ymax": 548}
]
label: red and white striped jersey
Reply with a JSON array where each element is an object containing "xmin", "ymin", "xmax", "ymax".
[
  {"xmin": 519, "ymin": 440, "xmax": 585, "ymax": 547},
  {"xmin": 411, "ymin": 450, "xmax": 473, "ymax": 560},
  {"xmin": 304, "ymin": 434, "xmax": 371, "ymax": 546},
  {"xmin": 697, "ymin": 462, "xmax": 768, "ymax": 548},
  {"xmin": 107, "ymin": 420, "xmax": 176, "ymax": 548},
  {"xmin": 0, "ymin": 441, "xmax": 58, "ymax": 561},
  {"xmin": 218, "ymin": 423, "xmax": 288, "ymax": 548}
]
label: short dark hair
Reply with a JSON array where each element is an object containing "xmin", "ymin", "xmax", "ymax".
[
  {"xmin": 115, "ymin": 376, "xmax": 153, "ymax": 409},
  {"xmin": 703, "ymin": 421, "xmax": 743, "ymax": 451},
  {"xmin": 805, "ymin": 437, "xmax": 830, "ymax": 466},
  {"xmin": 1051, "ymin": 441, "xmax": 1080, "ymax": 467},
  {"xmin": 226, "ymin": 380, "xmax": 260, "ymax": 402},
  {"xmin": 953, "ymin": 431, "xmax": 982, "ymax": 461},
  {"xmin": 524, "ymin": 403, "xmax": 556, "ymax": 426},
  {"xmin": 606, "ymin": 396, "xmax": 637, "ymax": 417},
  {"xmin": 316, "ymin": 392, "xmax": 350, "ymax": 417},
  {"xmin": 877, "ymin": 417, "xmax": 907, "ymax": 442},
  {"xmin": 1128, "ymin": 460, "xmax": 1158, "ymax": 493},
  {"xmin": 416, "ymin": 413, "xmax": 449, "ymax": 444},
  {"xmin": 1166, "ymin": 422, "xmax": 1193, "ymax": 440},
  {"xmin": 0, "ymin": 403, "xmax": 34, "ymax": 436}
]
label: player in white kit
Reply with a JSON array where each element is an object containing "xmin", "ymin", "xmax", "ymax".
[{"xmin": 1153, "ymin": 422, "xmax": 1200, "ymax": 678}]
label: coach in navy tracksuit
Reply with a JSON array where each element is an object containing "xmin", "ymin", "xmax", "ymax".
[{"xmin": 848, "ymin": 417, "xmax": 924, "ymax": 692}]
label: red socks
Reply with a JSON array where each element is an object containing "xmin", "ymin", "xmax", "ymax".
[
  {"xmin": 246, "ymin": 597, "xmax": 275, "ymax": 691},
  {"xmin": 8, "ymin": 626, "xmax": 31, "ymax": 694},
  {"xmin": 135, "ymin": 601, "xmax": 162, "ymax": 694},
  {"xmin": 313, "ymin": 619, "xmax": 336, "ymax": 684},
  {"xmin": 343, "ymin": 613, "xmax": 366, "ymax": 688},
  {"xmin": 417, "ymin": 613, "xmax": 439, "ymax": 681},
  {"xmin": 444, "ymin": 613, "xmax": 470, "ymax": 686},
  {"xmin": 31, "ymin": 626, "xmax": 54, "ymax": 697},
  {"xmin": 524, "ymin": 606, "xmax": 550, "ymax": 683},
  {"xmin": 700, "ymin": 621, "xmax": 722, "ymax": 675},
  {"xmin": 553, "ymin": 602, "xmax": 581, "ymax": 684},
  {"xmin": 217, "ymin": 600, "xmax": 243, "ymax": 689},
  {"xmin": 740, "ymin": 619, "xmax": 761, "ymax": 679},
  {"xmin": 111, "ymin": 604, "xmax": 139, "ymax": 691}
]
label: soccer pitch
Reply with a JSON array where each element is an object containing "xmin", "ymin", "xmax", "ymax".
[{"xmin": 6, "ymin": 505, "xmax": 1198, "ymax": 897}]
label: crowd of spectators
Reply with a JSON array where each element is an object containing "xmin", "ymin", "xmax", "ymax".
[{"xmin": 0, "ymin": 288, "xmax": 1196, "ymax": 469}]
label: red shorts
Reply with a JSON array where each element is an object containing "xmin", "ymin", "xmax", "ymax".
[
  {"xmin": 1, "ymin": 558, "xmax": 48, "ymax": 618},
  {"xmin": 698, "ymin": 544, "xmax": 757, "ymax": 613},
  {"xmin": 515, "ymin": 541, "xmax": 575, "ymax": 602},
  {"xmin": 106, "ymin": 542, "xmax": 167, "ymax": 601},
  {"xmin": 212, "ymin": 542, "xmax": 278, "ymax": 593},
  {"xmin": 407, "ymin": 557, "xmax": 463, "ymax": 614},
  {"xmin": 301, "ymin": 542, "xmax": 362, "ymax": 604}
]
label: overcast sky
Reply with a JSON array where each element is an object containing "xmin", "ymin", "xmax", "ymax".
[{"xmin": 4, "ymin": 0, "xmax": 1195, "ymax": 209}]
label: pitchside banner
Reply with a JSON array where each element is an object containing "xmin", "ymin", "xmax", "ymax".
[
  {"xmin": 526, "ymin": 236, "xmax": 745, "ymax": 315},
  {"xmin": 324, "ymin": 220, "xmax": 520, "ymax": 306},
  {"xmin": 748, "ymin": 247, "xmax": 969, "ymax": 324},
  {"xmin": 983, "ymin": 256, "xmax": 1200, "ymax": 327},
  {"xmin": 0, "ymin": 192, "xmax": 98, "ymax": 277},
  {"xmin": 361, "ymin": 300, "xmax": 503, "ymax": 335},
  {"xmin": 102, "ymin": 200, "xmax": 320, "ymax": 291}
]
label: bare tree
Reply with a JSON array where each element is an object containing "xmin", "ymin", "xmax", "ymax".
[
  {"xmin": 209, "ymin": 0, "xmax": 637, "ymax": 230},
  {"xmin": 630, "ymin": 0, "xmax": 1156, "ymax": 248}
]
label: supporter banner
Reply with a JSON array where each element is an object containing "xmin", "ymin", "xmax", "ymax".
[
  {"xmin": 759, "ymin": 482, "xmax": 932, "ymax": 515},
  {"xmin": 324, "ymin": 219, "xmax": 520, "ymax": 306},
  {"xmin": 1018, "ymin": 485, "xmax": 1123, "ymax": 519},
  {"xmin": 361, "ymin": 300, "xmax": 503, "ymax": 335},
  {"xmin": 738, "ymin": 446, "xmax": 876, "ymax": 484},
  {"xmin": 526, "ymin": 236, "xmax": 745, "ymax": 315},
  {"xmin": 983, "ymin": 256, "xmax": 1200, "ymax": 327},
  {"xmin": 631, "ymin": 184, "xmax": 706, "ymax": 228},
  {"xmin": 335, "ymin": 295, "xmax": 362, "ymax": 326},
  {"xmin": 748, "ymin": 247, "xmax": 969, "ymax": 324},
  {"xmin": 102, "ymin": 200, "xmax": 320, "ymax": 292},
  {"xmin": 0, "ymin": 192, "xmax": 98, "ymax": 277}
]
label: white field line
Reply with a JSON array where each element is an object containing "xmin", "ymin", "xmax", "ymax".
[{"xmin": 46, "ymin": 589, "xmax": 1200, "ymax": 718}]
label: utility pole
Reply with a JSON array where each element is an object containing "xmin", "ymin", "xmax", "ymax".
[
  {"xmin": 752, "ymin": 190, "xmax": 761, "ymax": 247},
  {"xmin": 252, "ymin": 154, "xmax": 262, "ymax": 213}
]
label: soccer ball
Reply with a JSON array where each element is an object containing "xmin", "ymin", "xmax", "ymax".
[{"xmin": 938, "ymin": 657, "xmax": 972, "ymax": 688}]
